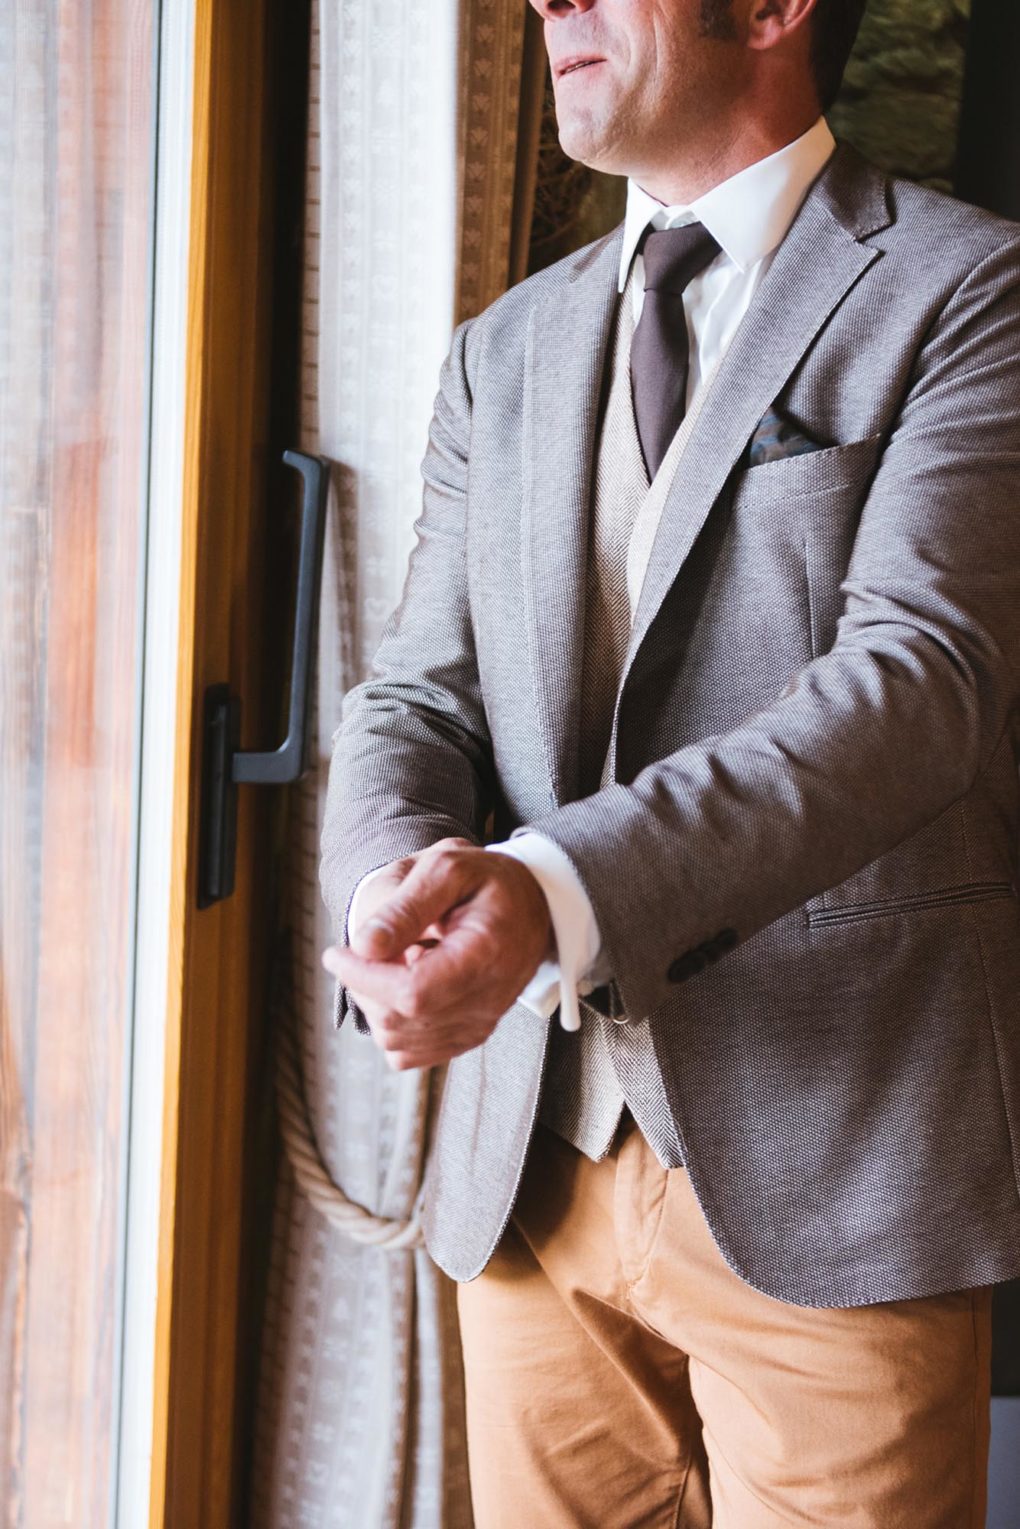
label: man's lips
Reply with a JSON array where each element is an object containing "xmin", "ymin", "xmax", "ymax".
[{"xmin": 554, "ymin": 56, "xmax": 605, "ymax": 80}]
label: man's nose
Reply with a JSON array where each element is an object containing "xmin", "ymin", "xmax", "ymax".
[{"xmin": 528, "ymin": 0, "xmax": 597, "ymax": 18}]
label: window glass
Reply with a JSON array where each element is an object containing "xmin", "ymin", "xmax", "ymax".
[{"xmin": 0, "ymin": 3, "xmax": 156, "ymax": 1522}]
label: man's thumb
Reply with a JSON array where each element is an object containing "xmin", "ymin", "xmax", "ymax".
[{"xmin": 351, "ymin": 856, "xmax": 469, "ymax": 960}]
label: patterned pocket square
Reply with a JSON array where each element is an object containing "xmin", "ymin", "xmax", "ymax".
[{"xmin": 746, "ymin": 405, "xmax": 830, "ymax": 467}]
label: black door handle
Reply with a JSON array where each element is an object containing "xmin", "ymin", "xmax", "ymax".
[{"xmin": 198, "ymin": 450, "xmax": 329, "ymax": 907}]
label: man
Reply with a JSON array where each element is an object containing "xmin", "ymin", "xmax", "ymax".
[{"xmin": 320, "ymin": 0, "xmax": 1020, "ymax": 1521}]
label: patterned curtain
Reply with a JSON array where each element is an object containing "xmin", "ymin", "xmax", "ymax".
[{"xmin": 250, "ymin": 4, "xmax": 547, "ymax": 1525}]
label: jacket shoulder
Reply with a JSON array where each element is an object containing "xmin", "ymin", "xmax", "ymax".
[
  {"xmin": 468, "ymin": 224, "xmax": 623, "ymax": 333},
  {"xmin": 834, "ymin": 139, "xmax": 1020, "ymax": 263},
  {"xmin": 454, "ymin": 223, "xmax": 622, "ymax": 392},
  {"xmin": 890, "ymin": 179, "xmax": 1020, "ymax": 256},
  {"xmin": 815, "ymin": 141, "xmax": 1020, "ymax": 277}
]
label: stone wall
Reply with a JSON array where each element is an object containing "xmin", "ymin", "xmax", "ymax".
[{"xmin": 829, "ymin": 0, "xmax": 970, "ymax": 191}]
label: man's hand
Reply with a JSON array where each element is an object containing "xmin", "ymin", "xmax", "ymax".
[{"xmin": 322, "ymin": 838, "xmax": 554, "ymax": 1071}]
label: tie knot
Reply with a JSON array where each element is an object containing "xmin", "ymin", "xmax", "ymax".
[{"xmin": 641, "ymin": 222, "xmax": 720, "ymax": 295}]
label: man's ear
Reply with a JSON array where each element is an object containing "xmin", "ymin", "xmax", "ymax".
[{"xmin": 745, "ymin": 0, "xmax": 819, "ymax": 54}]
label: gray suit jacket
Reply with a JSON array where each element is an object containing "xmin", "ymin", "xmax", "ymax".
[{"xmin": 320, "ymin": 144, "xmax": 1020, "ymax": 1306}]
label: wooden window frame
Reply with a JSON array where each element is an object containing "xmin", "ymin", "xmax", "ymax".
[{"xmin": 149, "ymin": 1, "xmax": 308, "ymax": 1523}]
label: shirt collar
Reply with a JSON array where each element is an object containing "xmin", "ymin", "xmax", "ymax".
[{"xmin": 618, "ymin": 116, "xmax": 837, "ymax": 291}]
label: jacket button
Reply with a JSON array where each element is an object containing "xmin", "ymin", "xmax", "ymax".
[
  {"xmin": 667, "ymin": 950, "xmax": 708, "ymax": 983},
  {"xmin": 709, "ymin": 927, "xmax": 738, "ymax": 957}
]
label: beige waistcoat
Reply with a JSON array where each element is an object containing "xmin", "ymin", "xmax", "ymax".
[{"xmin": 537, "ymin": 267, "xmax": 715, "ymax": 1166}]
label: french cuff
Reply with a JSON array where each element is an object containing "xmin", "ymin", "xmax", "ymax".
[
  {"xmin": 485, "ymin": 832, "xmax": 604, "ymax": 1032},
  {"xmin": 346, "ymin": 863, "xmax": 390, "ymax": 942}
]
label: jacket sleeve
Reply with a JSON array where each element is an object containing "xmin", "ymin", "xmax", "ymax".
[
  {"xmin": 319, "ymin": 316, "xmax": 494, "ymax": 1029},
  {"xmin": 523, "ymin": 235, "xmax": 1020, "ymax": 1022}
]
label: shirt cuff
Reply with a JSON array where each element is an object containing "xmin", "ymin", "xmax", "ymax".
[
  {"xmin": 486, "ymin": 833, "xmax": 604, "ymax": 1032},
  {"xmin": 346, "ymin": 864, "xmax": 389, "ymax": 942}
]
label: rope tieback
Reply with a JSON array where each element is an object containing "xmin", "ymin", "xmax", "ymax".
[{"xmin": 274, "ymin": 1015, "xmax": 426, "ymax": 1251}]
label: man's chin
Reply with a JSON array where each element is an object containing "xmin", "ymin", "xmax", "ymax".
[{"xmin": 556, "ymin": 120, "xmax": 622, "ymax": 178}]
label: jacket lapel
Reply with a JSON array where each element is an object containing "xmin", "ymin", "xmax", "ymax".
[
  {"xmin": 622, "ymin": 147, "xmax": 891, "ymax": 685},
  {"xmin": 519, "ymin": 148, "xmax": 891, "ymax": 803},
  {"xmin": 522, "ymin": 226, "xmax": 624, "ymax": 803}
]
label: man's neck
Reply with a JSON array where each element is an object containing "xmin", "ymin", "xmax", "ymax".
[{"xmin": 630, "ymin": 111, "xmax": 821, "ymax": 207}]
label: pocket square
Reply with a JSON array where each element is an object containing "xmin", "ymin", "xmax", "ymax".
[{"xmin": 745, "ymin": 406, "xmax": 830, "ymax": 467}]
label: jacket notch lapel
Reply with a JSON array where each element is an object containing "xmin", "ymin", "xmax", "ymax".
[
  {"xmin": 621, "ymin": 172, "xmax": 884, "ymax": 686},
  {"xmin": 522, "ymin": 229, "xmax": 623, "ymax": 803}
]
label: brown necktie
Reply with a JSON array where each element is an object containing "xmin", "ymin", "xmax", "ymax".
[{"xmin": 630, "ymin": 223, "xmax": 721, "ymax": 479}]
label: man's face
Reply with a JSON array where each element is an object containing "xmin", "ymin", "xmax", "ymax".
[{"xmin": 534, "ymin": 0, "xmax": 748, "ymax": 184}]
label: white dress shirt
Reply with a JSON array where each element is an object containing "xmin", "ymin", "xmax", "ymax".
[{"xmin": 350, "ymin": 118, "xmax": 836, "ymax": 1032}]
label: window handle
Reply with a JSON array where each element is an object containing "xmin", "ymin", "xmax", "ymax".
[{"xmin": 198, "ymin": 449, "xmax": 329, "ymax": 907}]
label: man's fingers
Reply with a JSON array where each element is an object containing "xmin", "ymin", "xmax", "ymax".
[
  {"xmin": 322, "ymin": 846, "xmax": 550, "ymax": 1072},
  {"xmin": 351, "ymin": 847, "xmax": 477, "ymax": 960},
  {"xmin": 381, "ymin": 1019, "xmax": 500, "ymax": 1070},
  {"xmin": 323, "ymin": 944, "xmax": 415, "ymax": 1006},
  {"xmin": 381, "ymin": 922, "xmax": 493, "ymax": 1012},
  {"xmin": 325, "ymin": 930, "xmax": 487, "ymax": 1019}
]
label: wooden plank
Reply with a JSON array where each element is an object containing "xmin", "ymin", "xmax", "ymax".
[{"xmin": 150, "ymin": 0, "xmax": 279, "ymax": 1522}]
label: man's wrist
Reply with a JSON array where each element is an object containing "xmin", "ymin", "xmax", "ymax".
[{"xmin": 486, "ymin": 834, "xmax": 604, "ymax": 1031}]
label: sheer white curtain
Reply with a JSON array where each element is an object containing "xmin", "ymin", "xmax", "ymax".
[{"xmin": 251, "ymin": 4, "xmax": 544, "ymax": 1524}]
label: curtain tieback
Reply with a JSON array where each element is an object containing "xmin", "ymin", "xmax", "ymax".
[{"xmin": 275, "ymin": 1016, "xmax": 427, "ymax": 1251}]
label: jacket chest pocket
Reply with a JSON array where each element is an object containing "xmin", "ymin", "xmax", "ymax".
[
  {"xmin": 619, "ymin": 437, "xmax": 884, "ymax": 766},
  {"xmin": 729, "ymin": 433, "xmax": 884, "ymax": 658}
]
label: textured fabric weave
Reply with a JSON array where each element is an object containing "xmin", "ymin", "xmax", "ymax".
[
  {"xmin": 323, "ymin": 145, "xmax": 1020, "ymax": 1304},
  {"xmin": 576, "ymin": 274, "xmax": 648, "ymax": 798},
  {"xmin": 540, "ymin": 265, "xmax": 685, "ymax": 1167}
]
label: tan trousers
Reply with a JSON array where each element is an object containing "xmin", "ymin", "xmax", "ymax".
[{"xmin": 456, "ymin": 1115, "xmax": 992, "ymax": 1528}]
